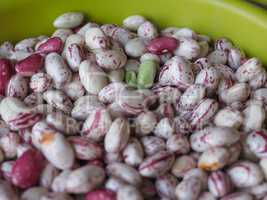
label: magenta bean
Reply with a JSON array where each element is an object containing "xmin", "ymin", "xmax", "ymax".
[
  {"xmin": 85, "ymin": 189, "xmax": 116, "ymax": 200},
  {"xmin": 15, "ymin": 54, "xmax": 43, "ymax": 76},
  {"xmin": 146, "ymin": 36, "xmax": 179, "ymax": 55},
  {"xmin": 0, "ymin": 58, "xmax": 12, "ymax": 95},
  {"xmin": 37, "ymin": 37, "xmax": 63, "ymax": 54}
]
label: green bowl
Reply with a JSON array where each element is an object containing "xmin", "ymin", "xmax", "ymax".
[{"xmin": 1, "ymin": 0, "xmax": 267, "ymax": 64}]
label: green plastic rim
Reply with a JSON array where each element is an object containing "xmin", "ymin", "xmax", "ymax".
[{"xmin": 0, "ymin": 0, "xmax": 267, "ymax": 64}]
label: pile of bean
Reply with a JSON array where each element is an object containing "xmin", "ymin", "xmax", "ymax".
[{"xmin": 0, "ymin": 11, "xmax": 267, "ymax": 200}]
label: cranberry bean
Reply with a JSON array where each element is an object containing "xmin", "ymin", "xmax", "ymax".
[
  {"xmin": 137, "ymin": 21, "xmax": 158, "ymax": 40},
  {"xmin": 30, "ymin": 72, "xmax": 52, "ymax": 93},
  {"xmin": 21, "ymin": 187, "xmax": 49, "ymax": 200},
  {"xmin": 63, "ymin": 73, "xmax": 85, "ymax": 101},
  {"xmin": 40, "ymin": 163, "xmax": 59, "ymax": 188},
  {"xmin": 154, "ymin": 118, "xmax": 174, "ymax": 139},
  {"xmin": 155, "ymin": 173, "xmax": 177, "ymax": 199},
  {"xmin": 85, "ymin": 27, "xmax": 110, "ymax": 50},
  {"xmin": 66, "ymin": 165, "xmax": 105, "ymax": 194},
  {"xmin": 139, "ymin": 151, "xmax": 174, "ymax": 177},
  {"xmin": 52, "ymin": 29, "xmax": 73, "ymax": 43},
  {"xmin": 166, "ymin": 134, "xmax": 190, "ymax": 155},
  {"xmin": 171, "ymin": 155, "xmax": 197, "ymax": 178},
  {"xmin": 123, "ymin": 15, "xmax": 146, "ymax": 31},
  {"xmin": 96, "ymin": 49, "xmax": 127, "ymax": 70},
  {"xmin": 68, "ymin": 136, "xmax": 103, "ymax": 160},
  {"xmin": 221, "ymin": 192, "xmax": 253, "ymax": 200},
  {"xmin": 107, "ymin": 162, "xmax": 142, "ymax": 186},
  {"xmin": 66, "ymin": 43, "xmax": 85, "ymax": 71},
  {"xmin": 53, "ymin": 12, "xmax": 84, "ymax": 29},
  {"xmin": 141, "ymin": 136, "xmax": 166, "ymax": 156},
  {"xmin": 123, "ymin": 138, "xmax": 144, "ymax": 167},
  {"xmin": 208, "ymin": 171, "xmax": 232, "ymax": 197},
  {"xmin": 208, "ymin": 50, "xmax": 227, "ymax": 65},
  {"xmin": 135, "ymin": 111, "xmax": 157, "ymax": 136},
  {"xmin": 6, "ymin": 74, "xmax": 29, "ymax": 100},
  {"xmin": 117, "ymin": 185, "xmax": 144, "ymax": 200},
  {"xmin": 214, "ymin": 107, "xmax": 243, "ymax": 128},
  {"xmin": 175, "ymin": 176, "xmax": 202, "ymax": 200},
  {"xmin": 227, "ymin": 161, "xmax": 264, "ymax": 188},
  {"xmin": 51, "ymin": 170, "xmax": 71, "ymax": 192},
  {"xmin": 174, "ymin": 37, "xmax": 200, "ymax": 60}
]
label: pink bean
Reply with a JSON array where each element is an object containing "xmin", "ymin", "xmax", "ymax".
[
  {"xmin": 37, "ymin": 37, "xmax": 63, "ymax": 54},
  {"xmin": 11, "ymin": 149, "xmax": 45, "ymax": 189},
  {"xmin": 146, "ymin": 36, "xmax": 179, "ymax": 55},
  {"xmin": 15, "ymin": 54, "xmax": 43, "ymax": 76},
  {"xmin": 0, "ymin": 58, "xmax": 12, "ymax": 95}
]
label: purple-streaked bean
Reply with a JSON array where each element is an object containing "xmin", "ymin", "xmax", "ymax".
[
  {"xmin": 98, "ymin": 82, "xmax": 126, "ymax": 104},
  {"xmin": 152, "ymin": 85, "xmax": 181, "ymax": 104},
  {"xmin": 137, "ymin": 21, "xmax": 158, "ymax": 40},
  {"xmin": 227, "ymin": 161, "xmax": 264, "ymax": 188},
  {"xmin": 215, "ymin": 64, "xmax": 236, "ymax": 81},
  {"xmin": 0, "ymin": 97, "xmax": 42, "ymax": 130},
  {"xmin": 81, "ymin": 108, "xmax": 112, "ymax": 142},
  {"xmin": 158, "ymin": 56, "xmax": 194, "ymax": 90},
  {"xmin": 141, "ymin": 136, "xmax": 166, "ymax": 156},
  {"xmin": 117, "ymin": 88, "xmax": 155, "ymax": 116},
  {"xmin": 43, "ymin": 90, "xmax": 73, "ymax": 114},
  {"xmin": 21, "ymin": 187, "xmax": 49, "ymax": 200},
  {"xmin": 139, "ymin": 150, "xmax": 174, "ymax": 178},
  {"xmin": 214, "ymin": 38, "xmax": 233, "ymax": 51},
  {"xmin": 123, "ymin": 138, "xmax": 144, "ymax": 167},
  {"xmin": 173, "ymin": 116, "xmax": 192, "ymax": 135},
  {"xmin": 218, "ymin": 77, "xmax": 235, "ymax": 95},
  {"xmin": 189, "ymin": 98, "xmax": 218, "ymax": 130},
  {"xmin": 135, "ymin": 111, "xmax": 157, "ymax": 136},
  {"xmin": 146, "ymin": 36, "xmax": 179, "ymax": 55},
  {"xmin": 214, "ymin": 107, "xmax": 243, "ymax": 128},
  {"xmin": 198, "ymin": 192, "xmax": 216, "ymax": 200},
  {"xmin": 96, "ymin": 49, "xmax": 127, "ymax": 70},
  {"xmin": 77, "ymin": 22, "xmax": 99, "ymax": 36},
  {"xmin": 62, "ymin": 34, "xmax": 85, "ymax": 58},
  {"xmin": 79, "ymin": 60, "xmax": 108, "ymax": 95},
  {"xmin": 10, "ymin": 50, "xmax": 32, "ymax": 61},
  {"xmin": 183, "ymin": 168, "xmax": 208, "ymax": 190},
  {"xmin": 46, "ymin": 112, "xmax": 80, "ymax": 135},
  {"xmin": 242, "ymin": 183, "xmax": 267, "ymax": 200},
  {"xmin": 104, "ymin": 117, "xmax": 130, "ymax": 153},
  {"xmin": 107, "ymin": 162, "xmax": 142, "ymax": 186},
  {"xmin": 6, "ymin": 74, "xmax": 29, "ymax": 99},
  {"xmin": 40, "ymin": 163, "xmax": 59, "ymax": 188},
  {"xmin": 51, "ymin": 170, "xmax": 71, "ymax": 192},
  {"xmin": 228, "ymin": 48, "xmax": 245, "ymax": 70},
  {"xmin": 105, "ymin": 152, "xmax": 123, "ymax": 164},
  {"xmin": 105, "ymin": 176, "xmax": 128, "ymax": 192},
  {"xmin": 45, "ymin": 52, "xmax": 72, "ymax": 89},
  {"xmin": 63, "ymin": 73, "xmax": 85, "ymax": 101},
  {"xmin": 66, "ymin": 43, "xmax": 84, "ymax": 71},
  {"xmin": 194, "ymin": 57, "xmax": 211, "ymax": 71},
  {"xmin": 123, "ymin": 15, "xmax": 146, "ymax": 31},
  {"xmin": 15, "ymin": 37, "xmax": 38, "ymax": 52},
  {"xmin": 249, "ymin": 68, "xmax": 267, "ymax": 89},
  {"xmin": 53, "ymin": 12, "xmax": 84, "ymax": 29},
  {"xmin": 166, "ymin": 134, "xmax": 190, "ymax": 155},
  {"xmin": 109, "ymin": 27, "xmax": 136, "ymax": 46},
  {"xmin": 208, "ymin": 171, "xmax": 232, "ymax": 197},
  {"xmin": 178, "ymin": 84, "xmax": 206, "ymax": 110},
  {"xmin": 1, "ymin": 161, "xmax": 14, "ymax": 182},
  {"xmin": 85, "ymin": 27, "xmax": 110, "ymax": 50},
  {"xmin": 174, "ymin": 27, "xmax": 198, "ymax": 40},
  {"xmin": 243, "ymin": 100, "xmax": 265, "ymax": 132},
  {"xmin": 208, "ymin": 50, "xmax": 227, "ymax": 65},
  {"xmin": 260, "ymin": 158, "xmax": 267, "ymax": 179},
  {"xmin": 190, "ymin": 126, "xmax": 241, "ymax": 152},
  {"xmin": 0, "ymin": 132, "xmax": 20, "ymax": 159},
  {"xmin": 195, "ymin": 67, "xmax": 221, "ymax": 94},
  {"xmin": 71, "ymin": 95, "xmax": 104, "ymax": 120},
  {"xmin": 154, "ymin": 118, "xmax": 174, "ymax": 139},
  {"xmin": 220, "ymin": 83, "xmax": 250, "ymax": 104},
  {"xmin": 246, "ymin": 131, "xmax": 267, "ymax": 158},
  {"xmin": 125, "ymin": 38, "xmax": 146, "ymax": 57},
  {"xmin": 37, "ymin": 37, "xmax": 63, "ymax": 54},
  {"xmin": 24, "ymin": 92, "xmax": 43, "ymax": 107},
  {"xmin": 198, "ymin": 41, "xmax": 210, "ymax": 58},
  {"xmin": 175, "ymin": 176, "xmax": 202, "ymax": 200},
  {"xmin": 117, "ymin": 185, "xmax": 143, "ymax": 200},
  {"xmin": 0, "ymin": 180, "xmax": 19, "ymax": 200},
  {"xmin": 52, "ymin": 29, "xmax": 73, "ymax": 43},
  {"xmin": 174, "ymin": 37, "xmax": 200, "ymax": 60},
  {"xmin": 155, "ymin": 173, "xmax": 177, "ymax": 200},
  {"xmin": 235, "ymin": 58, "xmax": 262, "ymax": 82},
  {"xmin": 65, "ymin": 165, "xmax": 105, "ymax": 194},
  {"xmin": 108, "ymin": 68, "xmax": 124, "ymax": 82},
  {"xmin": 171, "ymin": 155, "xmax": 197, "ymax": 178},
  {"xmin": 68, "ymin": 136, "xmax": 103, "ymax": 160},
  {"xmin": 0, "ymin": 41, "xmax": 14, "ymax": 59},
  {"xmin": 221, "ymin": 192, "xmax": 253, "ymax": 200},
  {"xmin": 30, "ymin": 72, "xmax": 52, "ymax": 93},
  {"xmin": 41, "ymin": 192, "xmax": 73, "ymax": 200}
]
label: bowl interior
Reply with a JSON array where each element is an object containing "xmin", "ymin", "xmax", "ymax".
[{"xmin": 1, "ymin": 0, "xmax": 267, "ymax": 64}]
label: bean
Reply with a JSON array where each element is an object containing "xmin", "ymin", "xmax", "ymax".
[{"xmin": 137, "ymin": 60, "xmax": 158, "ymax": 88}]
